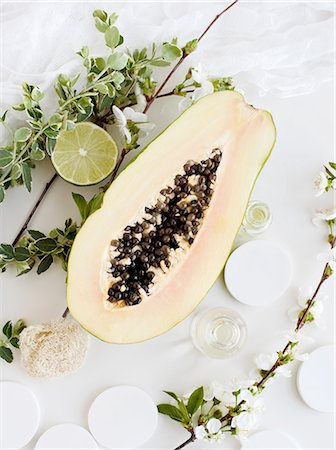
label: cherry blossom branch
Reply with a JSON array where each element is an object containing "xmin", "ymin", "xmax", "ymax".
[
  {"xmin": 173, "ymin": 433, "xmax": 195, "ymax": 450},
  {"xmin": 143, "ymin": 0, "xmax": 239, "ymax": 112}
]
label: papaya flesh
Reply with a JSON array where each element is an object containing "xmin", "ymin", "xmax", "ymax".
[{"xmin": 67, "ymin": 91, "xmax": 276, "ymax": 343}]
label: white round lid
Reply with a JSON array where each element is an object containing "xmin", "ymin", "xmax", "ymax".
[
  {"xmin": 35, "ymin": 424, "xmax": 98, "ymax": 449},
  {"xmin": 1, "ymin": 381, "xmax": 40, "ymax": 449},
  {"xmin": 241, "ymin": 430, "xmax": 300, "ymax": 449},
  {"xmin": 297, "ymin": 344, "xmax": 334, "ymax": 412},
  {"xmin": 224, "ymin": 240, "xmax": 292, "ymax": 306},
  {"xmin": 88, "ymin": 385, "xmax": 158, "ymax": 449}
]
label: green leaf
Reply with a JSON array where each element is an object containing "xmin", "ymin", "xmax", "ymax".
[
  {"xmin": 66, "ymin": 121, "xmax": 76, "ymax": 131},
  {"xmin": 111, "ymin": 72, "xmax": 125, "ymax": 86},
  {"xmin": 108, "ymin": 13, "xmax": 119, "ymax": 26},
  {"xmin": 105, "ymin": 26, "xmax": 120, "ymax": 49},
  {"xmin": 94, "ymin": 17, "xmax": 108, "ymax": 32},
  {"xmin": 150, "ymin": 59, "xmax": 171, "ymax": 67},
  {"xmin": 186, "ymin": 387, "xmax": 204, "ymax": 415},
  {"xmin": 58, "ymin": 73, "xmax": 69, "ymax": 86},
  {"xmin": 329, "ymin": 161, "xmax": 336, "ymax": 171},
  {"xmin": 13, "ymin": 319, "xmax": 26, "ymax": 335},
  {"xmin": 95, "ymin": 83, "xmax": 109, "ymax": 95},
  {"xmin": 157, "ymin": 404, "xmax": 184, "ymax": 422},
  {"xmin": 31, "ymin": 87, "xmax": 44, "ymax": 102},
  {"xmin": 78, "ymin": 46, "xmax": 89, "ymax": 59},
  {"xmin": 22, "ymin": 163, "xmax": 32, "ymax": 192},
  {"xmin": 163, "ymin": 391, "xmax": 180, "ymax": 402},
  {"xmin": 14, "ymin": 247, "xmax": 31, "ymax": 261},
  {"xmin": 34, "ymin": 238, "xmax": 57, "ymax": 253},
  {"xmin": 178, "ymin": 400, "xmax": 191, "ymax": 423},
  {"xmin": 183, "ymin": 38, "xmax": 198, "ymax": 55},
  {"xmin": 162, "ymin": 43, "xmax": 182, "ymax": 62},
  {"xmin": 87, "ymin": 192, "xmax": 104, "ymax": 218},
  {"xmin": 31, "ymin": 143, "xmax": 45, "ymax": 161},
  {"xmin": 14, "ymin": 127, "xmax": 32, "ymax": 142},
  {"xmin": 37, "ymin": 254, "xmax": 53, "ymax": 274},
  {"xmin": 93, "ymin": 9, "xmax": 108, "ymax": 21},
  {"xmin": 46, "ymin": 137, "xmax": 56, "ymax": 155},
  {"xmin": 0, "ymin": 187, "xmax": 4, "ymax": 203},
  {"xmin": 72, "ymin": 193, "xmax": 88, "ymax": 221},
  {"xmin": 11, "ymin": 163, "xmax": 22, "ymax": 180},
  {"xmin": 95, "ymin": 57, "xmax": 106, "ymax": 72},
  {"xmin": 107, "ymin": 52, "xmax": 128, "ymax": 70},
  {"xmin": 0, "ymin": 244, "xmax": 15, "ymax": 259},
  {"xmin": 10, "ymin": 337, "xmax": 20, "ymax": 349},
  {"xmin": 2, "ymin": 320, "xmax": 13, "ymax": 339},
  {"xmin": 28, "ymin": 229, "xmax": 45, "ymax": 240},
  {"xmin": 0, "ymin": 346, "xmax": 13, "ymax": 363},
  {"xmin": 106, "ymin": 83, "xmax": 115, "ymax": 98},
  {"xmin": 0, "ymin": 149, "xmax": 13, "ymax": 168},
  {"xmin": 16, "ymin": 261, "xmax": 32, "ymax": 276}
]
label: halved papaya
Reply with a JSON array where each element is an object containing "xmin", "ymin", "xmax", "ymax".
[{"xmin": 67, "ymin": 91, "xmax": 276, "ymax": 343}]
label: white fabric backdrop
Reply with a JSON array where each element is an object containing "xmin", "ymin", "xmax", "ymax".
[{"xmin": 0, "ymin": 0, "xmax": 334, "ymax": 110}]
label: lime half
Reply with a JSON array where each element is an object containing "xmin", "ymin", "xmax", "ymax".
[{"xmin": 51, "ymin": 123, "xmax": 118, "ymax": 185}]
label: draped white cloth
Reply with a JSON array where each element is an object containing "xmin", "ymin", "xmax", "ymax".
[{"xmin": 0, "ymin": 0, "xmax": 334, "ymax": 112}]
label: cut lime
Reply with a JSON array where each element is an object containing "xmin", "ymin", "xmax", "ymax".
[{"xmin": 51, "ymin": 123, "xmax": 118, "ymax": 185}]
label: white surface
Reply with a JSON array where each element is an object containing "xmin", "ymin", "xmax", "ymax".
[
  {"xmin": 297, "ymin": 345, "xmax": 335, "ymax": 413},
  {"xmin": 88, "ymin": 386, "xmax": 158, "ymax": 449},
  {"xmin": 241, "ymin": 430, "xmax": 300, "ymax": 449},
  {"xmin": 0, "ymin": 381, "xmax": 40, "ymax": 449},
  {"xmin": 224, "ymin": 240, "xmax": 292, "ymax": 306},
  {"xmin": 0, "ymin": 2, "xmax": 335, "ymax": 450},
  {"xmin": 35, "ymin": 423, "xmax": 98, "ymax": 450}
]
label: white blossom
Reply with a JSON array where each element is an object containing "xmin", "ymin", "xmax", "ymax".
[
  {"xmin": 133, "ymin": 84, "xmax": 147, "ymax": 112},
  {"xmin": 206, "ymin": 418, "xmax": 221, "ymax": 434},
  {"xmin": 112, "ymin": 105, "xmax": 154, "ymax": 144},
  {"xmin": 288, "ymin": 286, "xmax": 326, "ymax": 328},
  {"xmin": 112, "ymin": 105, "xmax": 131, "ymax": 143},
  {"xmin": 317, "ymin": 248, "xmax": 336, "ymax": 271},
  {"xmin": 194, "ymin": 425, "xmax": 207, "ymax": 440},
  {"xmin": 179, "ymin": 64, "xmax": 214, "ymax": 110},
  {"xmin": 255, "ymin": 352, "xmax": 278, "ymax": 371},
  {"xmin": 332, "ymin": 179, "xmax": 336, "ymax": 190},
  {"xmin": 231, "ymin": 411, "xmax": 257, "ymax": 431},
  {"xmin": 312, "ymin": 208, "xmax": 336, "ymax": 226},
  {"xmin": 313, "ymin": 171, "xmax": 328, "ymax": 196}
]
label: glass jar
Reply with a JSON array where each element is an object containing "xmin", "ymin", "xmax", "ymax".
[
  {"xmin": 190, "ymin": 307, "xmax": 247, "ymax": 359},
  {"xmin": 240, "ymin": 200, "xmax": 272, "ymax": 236}
]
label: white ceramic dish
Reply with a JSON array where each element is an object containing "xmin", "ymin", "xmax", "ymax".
[
  {"xmin": 224, "ymin": 240, "xmax": 292, "ymax": 306},
  {"xmin": 35, "ymin": 423, "xmax": 98, "ymax": 449},
  {"xmin": 1, "ymin": 381, "xmax": 40, "ymax": 449},
  {"xmin": 88, "ymin": 385, "xmax": 158, "ymax": 449},
  {"xmin": 297, "ymin": 344, "xmax": 334, "ymax": 413},
  {"xmin": 241, "ymin": 429, "xmax": 300, "ymax": 449}
]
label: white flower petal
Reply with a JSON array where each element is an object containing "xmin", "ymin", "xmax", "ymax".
[
  {"xmin": 194, "ymin": 425, "xmax": 207, "ymax": 440},
  {"xmin": 206, "ymin": 418, "xmax": 221, "ymax": 434},
  {"xmin": 123, "ymin": 107, "xmax": 148, "ymax": 123},
  {"xmin": 313, "ymin": 172, "xmax": 328, "ymax": 196},
  {"xmin": 112, "ymin": 105, "xmax": 127, "ymax": 128},
  {"xmin": 255, "ymin": 353, "xmax": 277, "ymax": 371}
]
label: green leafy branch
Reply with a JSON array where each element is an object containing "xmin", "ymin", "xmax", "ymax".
[
  {"xmin": 0, "ymin": 319, "xmax": 26, "ymax": 363},
  {"xmin": 0, "ymin": 190, "xmax": 104, "ymax": 275}
]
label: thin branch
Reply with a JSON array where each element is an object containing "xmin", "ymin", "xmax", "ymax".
[
  {"xmin": 143, "ymin": 0, "xmax": 239, "ymax": 113},
  {"xmin": 174, "ymin": 432, "xmax": 195, "ymax": 450},
  {"xmin": 12, "ymin": 173, "xmax": 58, "ymax": 246},
  {"xmin": 156, "ymin": 89, "xmax": 194, "ymax": 99}
]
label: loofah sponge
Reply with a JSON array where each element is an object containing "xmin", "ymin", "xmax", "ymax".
[{"xmin": 19, "ymin": 318, "xmax": 88, "ymax": 378}]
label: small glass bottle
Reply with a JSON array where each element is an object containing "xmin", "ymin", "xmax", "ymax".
[
  {"xmin": 190, "ymin": 307, "xmax": 247, "ymax": 359},
  {"xmin": 240, "ymin": 200, "xmax": 272, "ymax": 237}
]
